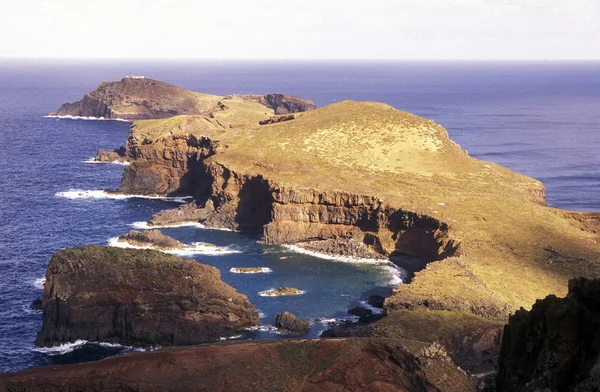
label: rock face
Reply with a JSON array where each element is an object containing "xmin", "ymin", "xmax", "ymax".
[
  {"xmin": 94, "ymin": 147, "xmax": 129, "ymax": 163},
  {"xmin": 496, "ymin": 278, "xmax": 600, "ymax": 392},
  {"xmin": 35, "ymin": 245, "xmax": 259, "ymax": 347},
  {"xmin": 117, "ymin": 229, "xmax": 185, "ymax": 249},
  {"xmin": 275, "ymin": 311, "xmax": 310, "ymax": 333},
  {"xmin": 0, "ymin": 339, "xmax": 477, "ymax": 392},
  {"xmin": 51, "ymin": 78, "xmax": 316, "ymax": 121}
]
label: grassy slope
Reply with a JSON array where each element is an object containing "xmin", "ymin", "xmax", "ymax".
[{"xmin": 132, "ymin": 101, "xmax": 600, "ymax": 318}]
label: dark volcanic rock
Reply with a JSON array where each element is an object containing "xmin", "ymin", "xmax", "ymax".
[
  {"xmin": 117, "ymin": 229, "xmax": 185, "ymax": 249},
  {"xmin": 274, "ymin": 311, "xmax": 310, "ymax": 333},
  {"xmin": 367, "ymin": 294, "xmax": 386, "ymax": 309},
  {"xmin": 30, "ymin": 299, "xmax": 42, "ymax": 311},
  {"xmin": 0, "ymin": 339, "xmax": 477, "ymax": 392},
  {"xmin": 496, "ymin": 277, "xmax": 600, "ymax": 392},
  {"xmin": 348, "ymin": 306, "xmax": 374, "ymax": 322},
  {"xmin": 35, "ymin": 245, "xmax": 259, "ymax": 348}
]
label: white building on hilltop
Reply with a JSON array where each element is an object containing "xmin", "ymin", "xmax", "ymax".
[{"xmin": 126, "ymin": 73, "xmax": 145, "ymax": 79}]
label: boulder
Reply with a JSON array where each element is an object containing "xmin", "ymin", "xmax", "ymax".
[
  {"xmin": 366, "ymin": 295, "xmax": 386, "ymax": 309},
  {"xmin": 35, "ymin": 245, "xmax": 259, "ymax": 348},
  {"xmin": 117, "ymin": 229, "xmax": 185, "ymax": 250},
  {"xmin": 348, "ymin": 306, "xmax": 374, "ymax": 322},
  {"xmin": 275, "ymin": 312, "xmax": 310, "ymax": 333},
  {"xmin": 30, "ymin": 299, "xmax": 42, "ymax": 311}
]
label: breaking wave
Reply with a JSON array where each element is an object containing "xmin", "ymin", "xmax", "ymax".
[
  {"xmin": 33, "ymin": 340, "xmax": 146, "ymax": 356},
  {"xmin": 82, "ymin": 158, "xmax": 130, "ymax": 166},
  {"xmin": 32, "ymin": 277, "xmax": 46, "ymax": 290},
  {"xmin": 44, "ymin": 115, "xmax": 130, "ymax": 122},
  {"xmin": 230, "ymin": 267, "xmax": 273, "ymax": 274},
  {"xmin": 107, "ymin": 237, "xmax": 242, "ymax": 256},
  {"xmin": 131, "ymin": 221, "xmax": 206, "ymax": 229},
  {"xmin": 283, "ymin": 244, "xmax": 403, "ymax": 287},
  {"xmin": 56, "ymin": 190, "xmax": 192, "ymax": 203}
]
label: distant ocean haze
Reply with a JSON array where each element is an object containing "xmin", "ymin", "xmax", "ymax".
[{"xmin": 0, "ymin": 60, "xmax": 598, "ymax": 372}]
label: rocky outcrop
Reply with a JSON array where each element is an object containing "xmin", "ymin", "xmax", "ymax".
[
  {"xmin": 117, "ymin": 229, "xmax": 185, "ymax": 249},
  {"xmin": 35, "ymin": 245, "xmax": 259, "ymax": 348},
  {"xmin": 297, "ymin": 238, "xmax": 387, "ymax": 260},
  {"xmin": 51, "ymin": 78, "xmax": 317, "ymax": 121},
  {"xmin": 226, "ymin": 93, "xmax": 316, "ymax": 115},
  {"xmin": 94, "ymin": 147, "xmax": 129, "ymax": 163},
  {"xmin": 148, "ymin": 202, "xmax": 212, "ymax": 226},
  {"xmin": 496, "ymin": 278, "xmax": 600, "ymax": 392},
  {"xmin": 260, "ymin": 287, "xmax": 305, "ymax": 296},
  {"xmin": 274, "ymin": 312, "xmax": 310, "ymax": 333},
  {"xmin": 0, "ymin": 339, "xmax": 477, "ymax": 392},
  {"xmin": 53, "ymin": 78, "xmax": 222, "ymax": 120}
]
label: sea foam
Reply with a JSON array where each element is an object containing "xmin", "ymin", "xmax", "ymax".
[
  {"xmin": 33, "ymin": 340, "xmax": 146, "ymax": 356},
  {"xmin": 283, "ymin": 244, "xmax": 404, "ymax": 287},
  {"xmin": 56, "ymin": 190, "xmax": 191, "ymax": 203},
  {"xmin": 82, "ymin": 158, "xmax": 130, "ymax": 166},
  {"xmin": 131, "ymin": 221, "xmax": 206, "ymax": 229},
  {"xmin": 33, "ymin": 277, "xmax": 46, "ymax": 290},
  {"xmin": 44, "ymin": 115, "xmax": 130, "ymax": 122},
  {"xmin": 107, "ymin": 237, "xmax": 242, "ymax": 256}
]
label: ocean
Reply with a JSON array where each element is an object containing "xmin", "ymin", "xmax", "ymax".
[{"xmin": 0, "ymin": 60, "xmax": 598, "ymax": 372}]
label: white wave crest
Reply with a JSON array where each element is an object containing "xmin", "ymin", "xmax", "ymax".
[
  {"xmin": 33, "ymin": 277, "xmax": 46, "ymax": 290},
  {"xmin": 131, "ymin": 221, "xmax": 205, "ymax": 229},
  {"xmin": 108, "ymin": 237, "xmax": 241, "ymax": 256},
  {"xmin": 258, "ymin": 288, "xmax": 306, "ymax": 297},
  {"xmin": 244, "ymin": 325, "xmax": 285, "ymax": 334},
  {"xmin": 283, "ymin": 244, "xmax": 403, "ymax": 287},
  {"xmin": 45, "ymin": 115, "xmax": 130, "ymax": 122},
  {"xmin": 218, "ymin": 334, "xmax": 243, "ymax": 341},
  {"xmin": 56, "ymin": 190, "xmax": 192, "ymax": 203},
  {"xmin": 230, "ymin": 267, "xmax": 272, "ymax": 274},
  {"xmin": 33, "ymin": 340, "xmax": 145, "ymax": 356},
  {"xmin": 82, "ymin": 158, "xmax": 130, "ymax": 166}
]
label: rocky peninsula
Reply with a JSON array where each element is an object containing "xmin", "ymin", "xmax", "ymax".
[
  {"xmin": 35, "ymin": 245, "xmax": 259, "ymax": 348},
  {"xmin": 49, "ymin": 76, "xmax": 316, "ymax": 121},
  {"xmin": 10, "ymin": 79, "xmax": 598, "ymax": 391}
]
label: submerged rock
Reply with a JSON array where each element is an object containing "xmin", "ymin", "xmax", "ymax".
[
  {"xmin": 30, "ymin": 299, "xmax": 42, "ymax": 311},
  {"xmin": 259, "ymin": 287, "xmax": 305, "ymax": 296},
  {"xmin": 274, "ymin": 311, "xmax": 310, "ymax": 333},
  {"xmin": 497, "ymin": 277, "xmax": 600, "ymax": 392},
  {"xmin": 35, "ymin": 245, "xmax": 259, "ymax": 348},
  {"xmin": 117, "ymin": 229, "xmax": 185, "ymax": 250}
]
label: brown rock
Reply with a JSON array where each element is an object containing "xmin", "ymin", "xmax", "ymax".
[
  {"xmin": 35, "ymin": 245, "xmax": 259, "ymax": 348},
  {"xmin": 117, "ymin": 229, "xmax": 185, "ymax": 250},
  {"xmin": 94, "ymin": 147, "xmax": 128, "ymax": 163},
  {"xmin": 274, "ymin": 312, "xmax": 310, "ymax": 333},
  {"xmin": 260, "ymin": 287, "xmax": 305, "ymax": 296}
]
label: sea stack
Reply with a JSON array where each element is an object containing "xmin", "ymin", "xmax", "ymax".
[{"xmin": 35, "ymin": 245, "xmax": 259, "ymax": 347}]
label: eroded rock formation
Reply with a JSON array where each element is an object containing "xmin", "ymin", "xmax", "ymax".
[
  {"xmin": 35, "ymin": 245, "xmax": 259, "ymax": 348},
  {"xmin": 117, "ymin": 229, "xmax": 185, "ymax": 249},
  {"xmin": 274, "ymin": 311, "xmax": 310, "ymax": 333}
]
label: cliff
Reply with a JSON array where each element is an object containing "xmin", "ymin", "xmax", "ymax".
[
  {"xmin": 35, "ymin": 245, "xmax": 259, "ymax": 348},
  {"xmin": 50, "ymin": 77, "xmax": 316, "ymax": 121},
  {"xmin": 496, "ymin": 278, "xmax": 600, "ymax": 391},
  {"xmin": 0, "ymin": 338, "xmax": 476, "ymax": 392},
  {"xmin": 114, "ymin": 100, "xmax": 600, "ymax": 323}
]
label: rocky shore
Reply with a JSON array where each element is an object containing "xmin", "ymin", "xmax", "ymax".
[{"xmin": 35, "ymin": 245, "xmax": 259, "ymax": 348}]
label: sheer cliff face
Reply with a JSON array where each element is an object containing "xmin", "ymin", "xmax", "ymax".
[
  {"xmin": 52, "ymin": 78, "xmax": 317, "ymax": 120},
  {"xmin": 115, "ymin": 101, "xmax": 600, "ymax": 320},
  {"xmin": 497, "ymin": 278, "xmax": 600, "ymax": 392}
]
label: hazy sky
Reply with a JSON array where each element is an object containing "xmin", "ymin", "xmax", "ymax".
[{"xmin": 1, "ymin": 0, "xmax": 599, "ymax": 60}]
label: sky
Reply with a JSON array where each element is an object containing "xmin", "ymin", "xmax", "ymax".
[{"xmin": 1, "ymin": 0, "xmax": 599, "ymax": 60}]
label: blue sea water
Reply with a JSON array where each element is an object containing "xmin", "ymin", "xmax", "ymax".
[{"xmin": 0, "ymin": 60, "xmax": 599, "ymax": 373}]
